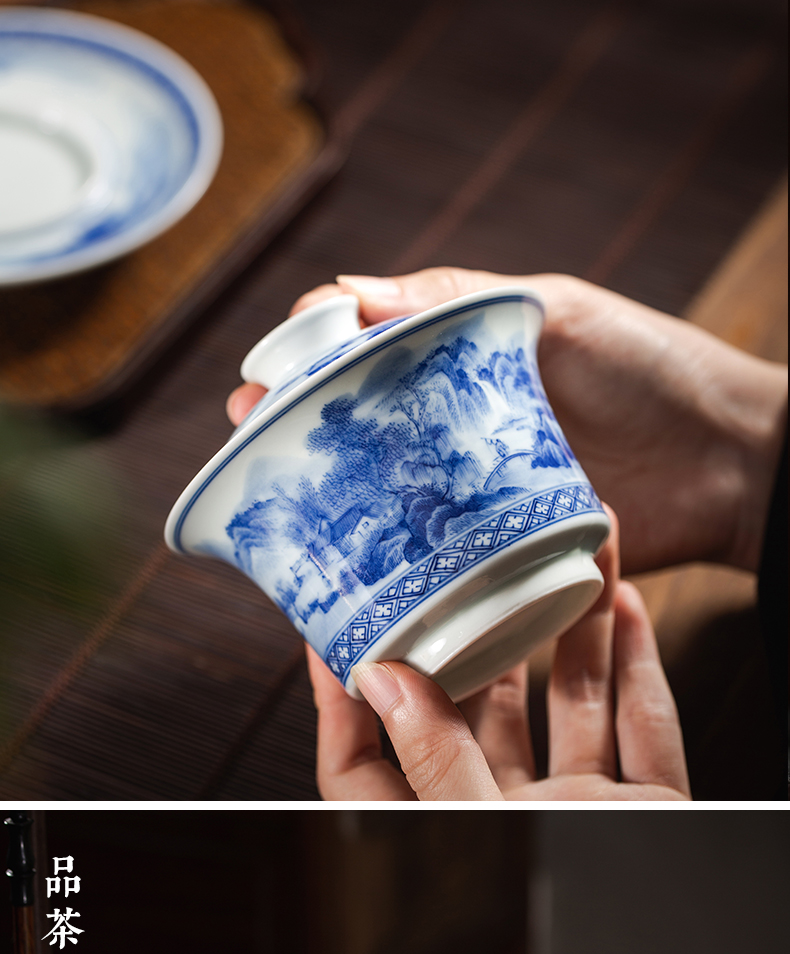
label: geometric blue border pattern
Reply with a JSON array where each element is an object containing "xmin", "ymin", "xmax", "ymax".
[{"xmin": 325, "ymin": 482, "xmax": 604, "ymax": 683}]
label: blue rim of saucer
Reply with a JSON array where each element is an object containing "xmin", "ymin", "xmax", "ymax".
[{"xmin": 0, "ymin": 7, "xmax": 223, "ymax": 283}]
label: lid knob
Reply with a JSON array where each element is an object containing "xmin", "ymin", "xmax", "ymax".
[{"xmin": 240, "ymin": 295, "xmax": 361, "ymax": 391}]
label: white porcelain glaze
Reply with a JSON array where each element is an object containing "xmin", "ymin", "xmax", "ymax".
[
  {"xmin": 0, "ymin": 7, "xmax": 223, "ymax": 284},
  {"xmin": 166, "ymin": 288, "xmax": 610, "ymax": 701},
  {"xmin": 241, "ymin": 295, "xmax": 363, "ymax": 392}
]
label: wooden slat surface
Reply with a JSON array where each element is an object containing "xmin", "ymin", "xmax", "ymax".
[{"xmin": 0, "ymin": 0, "xmax": 786, "ymax": 800}]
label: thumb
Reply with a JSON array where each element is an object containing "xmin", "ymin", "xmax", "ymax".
[
  {"xmin": 336, "ymin": 267, "xmax": 512, "ymax": 325},
  {"xmin": 350, "ymin": 661, "xmax": 504, "ymax": 800}
]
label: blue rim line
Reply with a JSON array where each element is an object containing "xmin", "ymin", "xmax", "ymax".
[
  {"xmin": 172, "ymin": 292, "xmax": 543, "ymax": 550},
  {"xmin": 0, "ymin": 30, "xmax": 201, "ymax": 152}
]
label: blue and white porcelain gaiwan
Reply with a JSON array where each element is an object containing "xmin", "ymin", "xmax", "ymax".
[{"xmin": 165, "ymin": 288, "xmax": 610, "ymax": 701}]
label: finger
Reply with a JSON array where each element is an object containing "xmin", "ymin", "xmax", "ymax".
[
  {"xmin": 288, "ymin": 283, "xmax": 346, "ymax": 316},
  {"xmin": 351, "ymin": 661, "xmax": 504, "ymax": 800},
  {"xmin": 547, "ymin": 506, "xmax": 619, "ymax": 778},
  {"xmin": 613, "ymin": 582, "xmax": 691, "ymax": 797},
  {"xmin": 336, "ymin": 267, "xmax": 513, "ymax": 325},
  {"xmin": 306, "ymin": 646, "xmax": 415, "ymax": 800},
  {"xmin": 226, "ymin": 383, "xmax": 266, "ymax": 426},
  {"xmin": 458, "ymin": 661, "xmax": 536, "ymax": 791}
]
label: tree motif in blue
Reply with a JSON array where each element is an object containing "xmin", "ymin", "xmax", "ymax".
[{"xmin": 226, "ymin": 334, "xmax": 576, "ymax": 634}]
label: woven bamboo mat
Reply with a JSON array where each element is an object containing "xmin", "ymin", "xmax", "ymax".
[
  {"xmin": 0, "ymin": 0, "xmax": 341, "ymax": 410},
  {"xmin": 0, "ymin": 0, "xmax": 786, "ymax": 801}
]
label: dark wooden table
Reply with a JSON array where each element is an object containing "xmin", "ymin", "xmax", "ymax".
[{"xmin": 1, "ymin": 0, "xmax": 786, "ymax": 800}]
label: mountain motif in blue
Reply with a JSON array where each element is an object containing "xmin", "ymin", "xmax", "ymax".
[{"xmin": 226, "ymin": 333, "xmax": 578, "ymax": 640}]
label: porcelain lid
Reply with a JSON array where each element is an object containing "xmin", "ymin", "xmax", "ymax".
[{"xmin": 232, "ymin": 295, "xmax": 409, "ymax": 434}]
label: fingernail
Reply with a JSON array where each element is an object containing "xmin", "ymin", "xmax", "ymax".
[
  {"xmin": 351, "ymin": 662, "xmax": 402, "ymax": 714},
  {"xmin": 336, "ymin": 275, "xmax": 402, "ymax": 298}
]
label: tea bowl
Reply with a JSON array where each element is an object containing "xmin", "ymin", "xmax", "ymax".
[{"xmin": 165, "ymin": 288, "xmax": 610, "ymax": 701}]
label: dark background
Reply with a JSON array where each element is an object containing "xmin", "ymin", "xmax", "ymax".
[
  {"xmin": 0, "ymin": 0, "xmax": 787, "ymax": 800},
  {"xmin": 2, "ymin": 810, "xmax": 789, "ymax": 953}
]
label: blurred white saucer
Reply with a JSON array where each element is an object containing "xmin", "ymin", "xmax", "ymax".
[{"xmin": 0, "ymin": 6, "xmax": 223, "ymax": 285}]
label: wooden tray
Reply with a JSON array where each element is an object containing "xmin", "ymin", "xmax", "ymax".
[{"xmin": 0, "ymin": 0, "xmax": 344, "ymax": 411}]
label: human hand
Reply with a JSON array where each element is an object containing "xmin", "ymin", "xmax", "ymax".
[
  {"xmin": 227, "ymin": 268, "xmax": 786, "ymax": 573},
  {"xmin": 305, "ymin": 510, "xmax": 691, "ymax": 801}
]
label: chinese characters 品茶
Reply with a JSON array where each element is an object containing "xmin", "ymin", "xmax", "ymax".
[{"xmin": 42, "ymin": 856, "xmax": 84, "ymax": 949}]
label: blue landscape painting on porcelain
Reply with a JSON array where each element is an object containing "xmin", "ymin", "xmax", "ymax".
[{"xmin": 221, "ymin": 298, "xmax": 604, "ymax": 684}]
